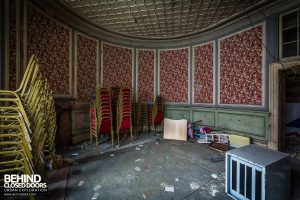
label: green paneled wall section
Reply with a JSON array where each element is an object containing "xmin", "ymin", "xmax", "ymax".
[{"xmin": 164, "ymin": 106, "xmax": 269, "ymax": 141}]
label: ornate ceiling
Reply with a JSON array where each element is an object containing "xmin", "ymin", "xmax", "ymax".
[{"xmin": 60, "ymin": 0, "xmax": 267, "ymax": 39}]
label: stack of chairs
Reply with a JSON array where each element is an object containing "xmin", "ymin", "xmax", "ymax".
[
  {"xmin": 89, "ymin": 96, "xmax": 97, "ymax": 148},
  {"xmin": 116, "ymin": 87, "xmax": 133, "ymax": 145},
  {"xmin": 136, "ymin": 97, "xmax": 148, "ymax": 135},
  {"xmin": 110, "ymin": 87, "xmax": 120, "ymax": 134},
  {"xmin": 148, "ymin": 96, "xmax": 164, "ymax": 133},
  {"xmin": 0, "ymin": 55, "xmax": 57, "ymax": 182},
  {"xmin": 90, "ymin": 87, "xmax": 113, "ymax": 150}
]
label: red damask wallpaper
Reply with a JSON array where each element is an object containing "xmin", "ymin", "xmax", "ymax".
[
  {"xmin": 137, "ymin": 50, "xmax": 155, "ymax": 101},
  {"xmin": 76, "ymin": 34, "xmax": 98, "ymax": 103},
  {"xmin": 9, "ymin": 0, "xmax": 17, "ymax": 91},
  {"xmin": 102, "ymin": 43, "xmax": 133, "ymax": 88},
  {"xmin": 219, "ymin": 26, "xmax": 263, "ymax": 105},
  {"xmin": 193, "ymin": 43, "xmax": 214, "ymax": 104},
  {"xmin": 27, "ymin": 5, "xmax": 71, "ymax": 95},
  {"xmin": 159, "ymin": 48, "xmax": 189, "ymax": 103}
]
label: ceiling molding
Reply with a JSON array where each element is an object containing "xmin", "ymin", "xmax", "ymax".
[{"xmin": 30, "ymin": 0, "xmax": 298, "ymax": 48}]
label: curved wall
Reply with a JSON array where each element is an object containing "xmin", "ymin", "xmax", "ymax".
[{"xmin": 5, "ymin": 0, "xmax": 300, "ymax": 144}]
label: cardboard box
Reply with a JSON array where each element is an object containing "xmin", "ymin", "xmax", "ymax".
[{"xmin": 163, "ymin": 118, "xmax": 187, "ymax": 141}]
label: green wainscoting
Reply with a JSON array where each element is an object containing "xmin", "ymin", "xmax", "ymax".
[{"xmin": 164, "ymin": 105, "xmax": 269, "ymax": 141}]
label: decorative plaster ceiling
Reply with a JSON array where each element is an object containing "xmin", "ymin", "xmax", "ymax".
[{"xmin": 60, "ymin": 0, "xmax": 268, "ymax": 39}]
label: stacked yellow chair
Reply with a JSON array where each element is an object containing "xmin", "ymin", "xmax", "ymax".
[
  {"xmin": 136, "ymin": 97, "xmax": 148, "ymax": 135},
  {"xmin": 148, "ymin": 95, "xmax": 164, "ymax": 133},
  {"xmin": 116, "ymin": 87, "xmax": 133, "ymax": 145},
  {"xmin": 0, "ymin": 55, "xmax": 57, "ymax": 183},
  {"xmin": 110, "ymin": 87, "xmax": 120, "ymax": 135},
  {"xmin": 90, "ymin": 87, "xmax": 114, "ymax": 150}
]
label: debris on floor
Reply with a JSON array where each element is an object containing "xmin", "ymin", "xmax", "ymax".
[
  {"xmin": 208, "ymin": 142, "xmax": 229, "ymax": 152},
  {"xmin": 78, "ymin": 180, "xmax": 84, "ymax": 187},
  {"xmin": 190, "ymin": 182, "xmax": 201, "ymax": 190},
  {"xmin": 135, "ymin": 167, "xmax": 141, "ymax": 172},
  {"xmin": 160, "ymin": 182, "xmax": 166, "ymax": 187},
  {"xmin": 134, "ymin": 158, "xmax": 144, "ymax": 163},
  {"xmin": 229, "ymin": 134, "xmax": 250, "ymax": 148},
  {"xmin": 110, "ymin": 154, "xmax": 114, "ymax": 157},
  {"xmin": 71, "ymin": 169, "xmax": 81, "ymax": 175},
  {"xmin": 64, "ymin": 135, "xmax": 232, "ymax": 200},
  {"xmin": 92, "ymin": 192, "xmax": 99, "ymax": 200},
  {"xmin": 142, "ymin": 193, "xmax": 147, "ymax": 199},
  {"xmin": 211, "ymin": 173, "xmax": 218, "ymax": 179},
  {"xmin": 210, "ymin": 155, "xmax": 225, "ymax": 162},
  {"xmin": 93, "ymin": 185, "xmax": 102, "ymax": 191},
  {"xmin": 164, "ymin": 185, "xmax": 174, "ymax": 192},
  {"xmin": 209, "ymin": 184, "xmax": 219, "ymax": 196},
  {"xmin": 136, "ymin": 146, "xmax": 141, "ymax": 151}
]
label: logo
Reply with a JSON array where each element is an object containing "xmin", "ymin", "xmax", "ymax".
[{"xmin": 2, "ymin": 174, "xmax": 48, "ymax": 197}]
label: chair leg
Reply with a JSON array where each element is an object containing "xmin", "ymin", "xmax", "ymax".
[
  {"xmin": 130, "ymin": 126, "xmax": 133, "ymax": 141},
  {"xmin": 111, "ymin": 130, "xmax": 114, "ymax": 148},
  {"xmin": 96, "ymin": 135, "xmax": 98, "ymax": 152},
  {"xmin": 117, "ymin": 130, "xmax": 120, "ymax": 146}
]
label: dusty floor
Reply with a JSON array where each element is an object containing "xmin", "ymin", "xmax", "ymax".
[
  {"xmin": 62, "ymin": 133, "xmax": 230, "ymax": 200},
  {"xmin": 59, "ymin": 133, "xmax": 300, "ymax": 200}
]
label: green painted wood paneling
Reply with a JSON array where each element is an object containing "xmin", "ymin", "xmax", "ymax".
[
  {"xmin": 164, "ymin": 109, "xmax": 190, "ymax": 120},
  {"xmin": 192, "ymin": 111, "xmax": 215, "ymax": 127},
  {"xmin": 217, "ymin": 112, "xmax": 267, "ymax": 138},
  {"xmin": 164, "ymin": 106, "xmax": 269, "ymax": 140}
]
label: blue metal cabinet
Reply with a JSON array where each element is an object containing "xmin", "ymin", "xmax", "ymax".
[{"xmin": 225, "ymin": 145, "xmax": 290, "ymax": 200}]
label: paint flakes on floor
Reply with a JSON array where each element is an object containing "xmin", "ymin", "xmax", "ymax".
[
  {"xmin": 135, "ymin": 167, "xmax": 141, "ymax": 172},
  {"xmin": 91, "ymin": 193, "xmax": 99, "ymax": 199},
  {"xmin": 190, "ymin": 182, "xmax": 201, "ymax": 190},
  {"xmin": 134, "ymin": 158, "xmax": 144, "ymax": 163},
  {"xmin": 211, "ymin": 173, "xmax": 218, "ymax": 179},
  {"xmin": 164, "ymin": 185, "xmax": 174, "ymax": 192},
  {"xmin": 209, "ymin": 184, "xmax": 219, "ymax": 196},
  {"xmin": 78, "ymin": 180, "xmax": 84, "ymax": 187},
  {"xmin": 93, "ymin": 185, "xmax": 102, "ymax": 191}
]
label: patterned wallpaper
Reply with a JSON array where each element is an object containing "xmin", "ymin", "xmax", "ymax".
[
  {"xmin": 137, "ymin": 49, "xmax": 155, "ymax": 101},
  {"xmin": 9, "ymin": 0, "xmax": 17, "ymax": 91},
  {"xmin": 76, "ymin": 34, "xmax": 98, "ymax": 103},
  {"xmin": 102, "ymin": 43, "xmax": 133, "ymax": 88},
  {"xmin": 219, "ymin": 25, "xmax": 263, "ymax": 105},
  {"xmin": 193, "ymin": 43, "xmax": 214, "ymax": 104},
  {"xmin": 27, "ymin": 5, "xmax": 71, "ymax": 95},
  {"xmin": 159, "ymin": 48, "xmax": 189, "ymax": 103}
]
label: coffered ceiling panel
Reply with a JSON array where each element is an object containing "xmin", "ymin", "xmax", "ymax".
[{"xmin": 60, "ymin": 0, "xmax": 269, "ymax": 39}]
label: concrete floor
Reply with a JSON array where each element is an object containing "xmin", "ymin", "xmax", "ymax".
[
  {"xmin": 63, "ymin": 133, "xmax": 231, "ymax": 200},
  {"xmin": 60, "ymin": 133, "xmax": 300, "ymax": 200}
]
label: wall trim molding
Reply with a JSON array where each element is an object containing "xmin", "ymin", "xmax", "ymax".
[
  {"xmin": 136, "ymin": 48, "xmax": 156, "ymax": 102},
  {"xmin": 217, "ymin": 22, "xmax": 266, "ymax": 108},
  {"xmin": 268, "ymin": 60, "xmax": 300, "ymax": 150},
  {"xmin": 192, "ymin": 41, "xmax": 216, "ymax": 105},
  {"xmin": 158, "ymin": 47, "xmax": 190, "ymax": 104},
  {"xmin": 101, "ymin": 41, "xmax": 134, "ymax": 89}
]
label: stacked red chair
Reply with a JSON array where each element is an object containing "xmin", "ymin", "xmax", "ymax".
[
  {"xmin": 111, "ymin": 87, "xmax": 120, "ymax": 133},
  {"xmin": 117, "ymin": 87, "xmax": 133, "ymax": 145},
  {"xmin": 89, "ymin": 99, "xmax": 98, "ymax": 147},
  {"xmin": 136, "ymin": 96, "xmax": 148, "ymax": 135},
  {"xmin": 90, "ymin": 87, "xmax": 113, "ymax": 150},
  {"xmin": 148, "ymin": 95, "xmax": 164, "ymax": 133}
]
